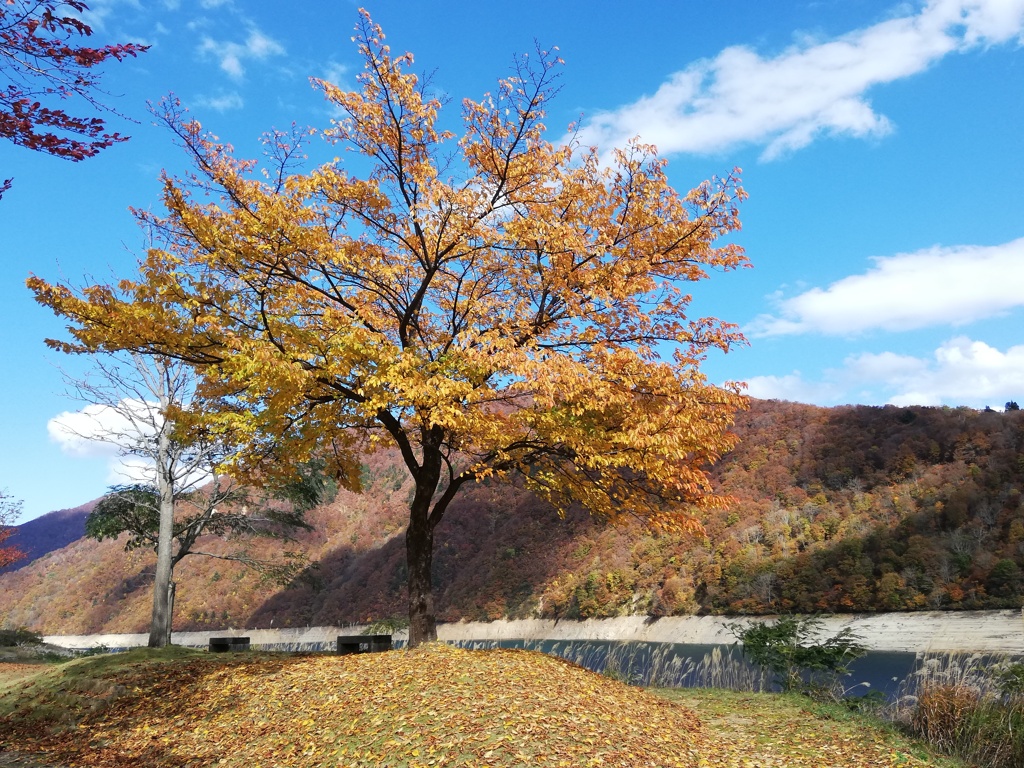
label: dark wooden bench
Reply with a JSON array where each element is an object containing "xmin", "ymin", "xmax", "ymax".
[
  {"xmin": 209, "ymin": 636, "xmax": 250, "ymax": 652},
  {"xmin": 337, "ymin": 634, "xmax": 392, "ymax": 654}
]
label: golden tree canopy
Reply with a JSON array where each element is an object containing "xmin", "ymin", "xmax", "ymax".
[{"xmin": 30, "ymin": 11, "xmax": 748, "ymax": 537}]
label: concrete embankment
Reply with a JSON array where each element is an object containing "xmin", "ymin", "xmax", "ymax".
[{"xmin": 43, "ymin": 609, "xmax": 1024, "ymax": 654}]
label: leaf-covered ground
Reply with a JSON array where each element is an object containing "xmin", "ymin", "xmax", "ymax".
[
  {"xmin": 2, "ymin": 645, "xmax": 701, "ymax": 767},
  {"xmin": 0, "ymin": 647, "xmax": 963, "ymax": 768}
]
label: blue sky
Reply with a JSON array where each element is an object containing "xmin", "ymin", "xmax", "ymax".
[{"xmin": 2, "ymin": 0, "xmax": 1023, "ymax": 522}]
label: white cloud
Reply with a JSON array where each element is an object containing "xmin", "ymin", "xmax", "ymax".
[
  {"xmin": 744, "ymin": 372, "xmax": 845, "ymax": 404},
  {"xmin": 748, "ymin": 237, "xmax": 1024, "ymax": 337},
  {"xmin": 848, "ymin": 336, "xmax": 1024, "ymax": 406},
  {"xmin": 750, "ymin": 336, "xmax": 1024, "ymax": 407},
  {"xmin": 320, "ymin": 61, "xmax": 350, "ymax": 90},
  {"xmin": 575, "ymin": 0, "xmax": 1024, "ymax": 159},
  {"xmin": 194, "ymin": 91, "xmax": 244, "ymax": 111},
  {"xmin": 47, "ymin": 401, "xmax": 215, "ymax": 488},
  {"xmin": 48, "ymin": 401, "xmax": 159, "ymax": 458},
  {"xmin": 197, "ymin": 25, "xmax": 285, "ymax": 80},
  {"xmin": 73, "ymin": 0, "xmax": 142, "ymax": 32},
  {"xmin": 110, "ymin": 457, "xmax": 158, "ymax": 485},
  {"xmin": 48, "ymin": 400, "xmax": 162, "ymax": 484}
]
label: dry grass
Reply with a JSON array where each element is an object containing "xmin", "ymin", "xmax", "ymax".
[
  {"xmin": 892, "ymin": 653, "xmax": 1024, "ymax": 768},
  {"xmin": 658, "ymin": 688, "xmax": 963, "ymax": 768}
]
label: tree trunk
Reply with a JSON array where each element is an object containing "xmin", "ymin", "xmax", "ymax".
[
  {"xmin": 165, "ymin": 580, "xmax": 176, "ymax": 646},
  {"xmin": 406, "ymin": 494, "xmax": 436, "ymax": 648},
  {"xmin": 148, "ymin": 476, "xmax": 175, "ymax": 647},
  {"xmin": 149, "ymin": 375, "xmax": 176, "ymax": 649}
]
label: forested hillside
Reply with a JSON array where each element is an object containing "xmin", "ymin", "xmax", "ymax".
[
  {"xmin": 1, "ymin": 399, "xmax": 1021, "ymax": 635},
  {"xmin": 0, "ymin": 501, "xmax": 96, "ymax": 575}
]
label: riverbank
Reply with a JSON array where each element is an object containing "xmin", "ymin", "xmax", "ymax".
[
  {"xmin": 439, "ymin": 610, "xmax": 1024, "ymax": 653},
  {"xmin": 42, "ymin": 609, "xmax": 1024, "ymax": 653}
]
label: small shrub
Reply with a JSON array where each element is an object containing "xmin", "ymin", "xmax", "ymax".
[
  {"xmin": 730, "ymin": 615, "xmax": 866, "ymax": 700},
  {"xmin": 0, "ymin": 626, "xmax": 43, "ymax": 647},
  {"xmin": 995, "ymin": 662, "xmax": 1024, "ymax": 698},
  {"xmin": 602, "ymin": 654, "xmax": 641, "ymax": 685},
  {"xmin": 912, "ymin": 683, "xmax": 979, "ymax": 749},
  {"xmin": 362, "ymin": 616, "xmax": 408, "ymax": 635},
  {"xmin": 843, "ymin": 689, "xmax": 887, "ymax": 715}
]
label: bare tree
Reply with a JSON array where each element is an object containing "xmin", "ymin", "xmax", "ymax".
[{"xmin": 54, "ymin": 353, "xmax": 321, "ymax": 646}]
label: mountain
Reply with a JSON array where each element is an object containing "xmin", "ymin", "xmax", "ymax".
[
  {"xmin": 0, "ymin": 500, "xmax": 99, "ymax": 576},
  {"xmin": 0, "ymin": 399, "xmax": 1021, "ymax": 635}
]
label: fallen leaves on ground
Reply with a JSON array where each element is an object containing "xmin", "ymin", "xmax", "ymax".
[
  {"xmin": 2, "ymin": 649, "xmax": 965, "ymax": 768},
  {"xmin": 3, "ymin": 645, "xmax": 703, "ymax": 767}
]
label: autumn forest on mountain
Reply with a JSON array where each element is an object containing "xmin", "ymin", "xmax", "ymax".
[{"xmin": 2, "ymin": 397, "xmax": 1021, "ymax": 636}]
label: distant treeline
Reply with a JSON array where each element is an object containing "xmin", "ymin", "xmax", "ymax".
[{"xmin": 1, "ymin": 400, "xmax": 1021, "ymax": 634}]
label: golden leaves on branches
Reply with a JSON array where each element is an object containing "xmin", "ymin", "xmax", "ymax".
[{"xmin": 28, "ymin": 8, "xmax": 749, "ymax": 530}]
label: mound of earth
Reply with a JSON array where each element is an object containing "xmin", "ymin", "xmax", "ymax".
[{"xmin": 4, "ymin": 644, "xmax": 703, "ymax": 767}]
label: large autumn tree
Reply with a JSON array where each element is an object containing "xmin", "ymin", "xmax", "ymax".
[
  {"xmin": 29, "ymin": 12, "xmax": 748, "ymax": 647},
  {"xmin": 1, "ymin": 0, "xmax": 147, "ymax": 197}
]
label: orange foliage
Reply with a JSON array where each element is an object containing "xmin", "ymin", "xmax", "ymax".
[
  {"xmin": 0, "ymin": 492, "xmax": 25, "ymax": 570},
  {"xmin": 28, "ymin": 12, "xmax": 748, "ymax": 644}
]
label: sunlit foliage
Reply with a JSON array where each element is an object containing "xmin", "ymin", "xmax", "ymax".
[{"xmin": 28, "ymin": 11, "xmax": 748, "ymax": 645}]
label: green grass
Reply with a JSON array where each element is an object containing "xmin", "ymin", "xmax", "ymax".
[
  {"xmin": 0, "ymin": 646, "xmax": 205, "ymax": 734},
  {"xmin": 655, "ymin": 688, "xmax": 967, "ymax": 768}
]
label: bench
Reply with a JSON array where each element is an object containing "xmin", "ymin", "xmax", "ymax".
[
  {"xmin": 337, "ymin": 634, "xmax": 392, "ymax": 655},
  {"xmin": 209, "ymin": 636, "xmax": 250, "ymax": 652}
]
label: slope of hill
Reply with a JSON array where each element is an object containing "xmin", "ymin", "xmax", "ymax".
[
  {"xmin": 1, "ymin": 399, "xmax": 1021, "ymax": 635},
  {"xmin": 0, "ymin": 500, "xmax": 98, "ymax": 575}
]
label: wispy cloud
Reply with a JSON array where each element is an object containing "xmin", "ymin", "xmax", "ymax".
[
  {"xmin": 746, "ymin": 336, "xmax": 1024, "ymax": 408},
  {"xmin": 72, "ymin": 0, "xmax": 142, "ymax": 32},
  {"xmin": 319, "ymin": 61, "xmax": 350, "ymax": 90},
  {"xmin": 194, "ymin": 91, "xmax": 244, "ymax": 112},
  {"xmin": 197, "ymin": 24, "xmax": 285, "ymax": 80},
  {"xmin": 744, "ymin": 372, "xmax": 845, "ymax": 405},
  {"xmin": 747, "ymin": 237, "xmax": 1024, "ymax": 337},
  {"xmin": 576, "ymin": 0, "xmax": 1024, "ymax": 159},
  {"xmin": 48, "ymin": 401, "xmax": 160, "ymax": 484}
]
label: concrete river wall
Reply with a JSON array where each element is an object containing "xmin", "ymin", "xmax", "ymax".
[{"xmin": 43, "ymin": 609, "xmax": 1024, "ymax": 654}]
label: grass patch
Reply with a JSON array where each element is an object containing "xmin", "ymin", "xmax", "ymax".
[
  {"xmin": 0, "ymin": 646, "xmax": 205, "ymax": 733},
  {"xmin": 656, "ymin": 688, "xmax": 967, "ymax": 768},
  {"xmin": 892, "ymin": 653, "xmax": 1024, "ymax": 768}
]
